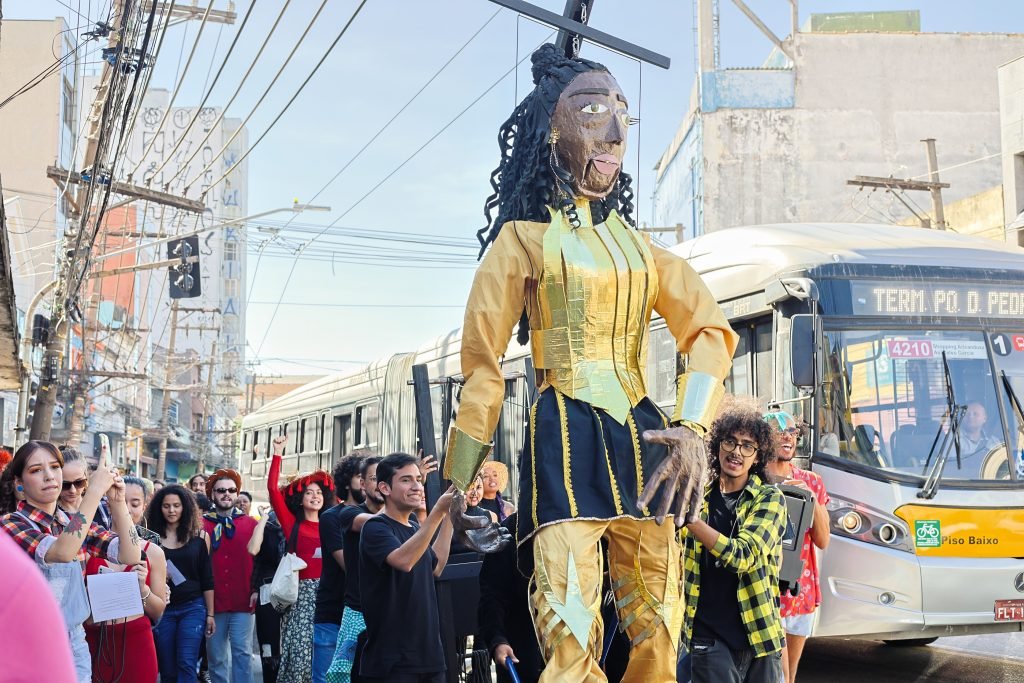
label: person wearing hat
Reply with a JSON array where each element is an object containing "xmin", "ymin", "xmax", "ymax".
[
  {"xmin": 477, "ymin": 461, "xmax": 516, "ymax": 523},
  {"xmin": 268, "ymin": 436, "xmax": 335, "ymax": 682},
  {"xmin": 202, "ymin": 468, "xmax": 259, "ymax": 683}
]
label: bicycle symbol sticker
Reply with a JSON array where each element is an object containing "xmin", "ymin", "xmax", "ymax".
[{"xmin": 915, "ymin": 520, "xmax": 942, "ymax": 548}]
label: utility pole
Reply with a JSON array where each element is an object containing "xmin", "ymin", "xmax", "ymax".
[
  {"xmin": 155, "ymin": 300, "xmax": 179, "ymax": 481},
  {"xmin": 30, "ymin": 0, "xmax": 129, "ymax": 442},
  {"xmin": 198, "ymin": 340, "xmax": 216, "ymax": 472},
  {"xmin": 846, "ymin": 139, "xmax": 951, "ymax": 230},
  {"xmin": 922, "ymin": 138, "xmax": 947, "ymax": 230}
]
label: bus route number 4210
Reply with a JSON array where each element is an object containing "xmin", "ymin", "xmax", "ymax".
[{"xmin": 994, "ymin": 599, "xmax": 1024, "ymax": 622}]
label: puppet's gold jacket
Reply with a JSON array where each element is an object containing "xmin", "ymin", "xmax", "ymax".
[{"xmin": 444, "ymin": 202, "xmax": 738, "ymax": 497}]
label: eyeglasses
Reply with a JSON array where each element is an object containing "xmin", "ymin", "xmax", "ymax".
[
  {"xmin": 779, "ymin": 427, "xmax": 801, "ymax": 436},
  {"xmin": 720, "ymin": 438, "xmax": 759, "ymax": 458},
  {"xmin": 62, "ymin": 478, "xmax": 89, "ymax": 492},
  {"xmin": 214, "ymin": 487, "xmax": 238, "ymax": 494}
]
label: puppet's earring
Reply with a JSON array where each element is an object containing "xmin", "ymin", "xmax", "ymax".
[{"xmin": 548, "ymin": 127, "xmax": 560, "ymax": 145}]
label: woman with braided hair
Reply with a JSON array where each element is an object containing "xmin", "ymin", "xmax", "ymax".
[
  {"xmin": 445, "ymin": 43, "xmax": 737, "ymax": 682},
  {"xmin": 267, "ymin": 435, "xmax": 335, "ymax": 682}
]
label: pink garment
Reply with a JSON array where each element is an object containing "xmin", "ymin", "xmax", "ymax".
[
  {"xmin": 0, "ymin": 531, "xmax": 77, "ymax": 682},
  {"xmin": 780, "ymin": 466, "xmax": 831, "ymax": 617}
]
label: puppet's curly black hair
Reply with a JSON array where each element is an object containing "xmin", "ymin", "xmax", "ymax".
[{"xmin": 476, "ymin": 43, "xmax": 636, "ymax": 344}]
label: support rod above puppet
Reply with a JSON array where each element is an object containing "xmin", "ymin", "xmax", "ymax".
[{"xmin": 487, "ymin": 0, "xmax": 671, "ymax": 69}]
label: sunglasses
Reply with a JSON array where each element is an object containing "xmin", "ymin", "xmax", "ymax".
[
  {"xmin": 62, "ymin": 478, "xmax": 89, "ymax": 492},
  {"xmin": 720, "ymin": 438, "xmax": 759, "ymax": 458},
  {"xmin": 214, "ymin": 487, "xmax": 238, "ymax": 495}
]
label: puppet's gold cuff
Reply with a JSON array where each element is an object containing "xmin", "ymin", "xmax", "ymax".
[
  {"xmin": 670, "ymin": 372, "xmax": 725, "ymax": 433},
  {"xmin": 444, "ymin": 426, "xmax": 492, "ymax": 492}
]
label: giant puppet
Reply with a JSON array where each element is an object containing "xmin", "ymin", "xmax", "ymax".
[{"xmin": 445, "ymin": 44, "xmax": 738, "ymax": 682}]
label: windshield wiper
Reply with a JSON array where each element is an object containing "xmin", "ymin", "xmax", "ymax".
[{"xmin": 919, "ymin": 352, "xmax": 966, "ymax": 499}]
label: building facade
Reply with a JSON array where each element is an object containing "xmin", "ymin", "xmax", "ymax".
[{"xmin": 653, "ymin": 9, "xmax": 1024, "ymax": 242}]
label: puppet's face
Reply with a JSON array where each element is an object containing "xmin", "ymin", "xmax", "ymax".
[{"xmin": 550, "ymin": 70, "xmax": 629, "ymax": 200}]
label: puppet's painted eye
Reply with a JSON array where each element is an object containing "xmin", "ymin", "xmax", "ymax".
[{"xmin": 581, "ymin": 102, "xmax": 609, "ymax": 114}]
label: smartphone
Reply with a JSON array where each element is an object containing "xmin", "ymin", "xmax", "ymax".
[{"xmin": 99, "ymin": 434, "xmax": 110, "ymax": 467}]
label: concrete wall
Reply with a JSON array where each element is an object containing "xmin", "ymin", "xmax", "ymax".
[
  {"xmin": 999, "ymin": 55, "xmax": 1024, "ymax": 245},
  {"xmin": 655, "ymin": 30, "xmax": 1024, "ymax": 239}
]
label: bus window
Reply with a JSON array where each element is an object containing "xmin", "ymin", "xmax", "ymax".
[
  {"xmin": 821, "ymin": 328, "xmax": 1006, "ymax": 481},
  {"xmin": 430, "ymin": 385, "xmax": 445, "ymax": 457},
  {"xmin": 265, "ymin": 428, "xmax": 273, "ymax": 458},
  {"xmin": 333, "ymin": 413, "xmax": 352, "ymax": 459},
  {"xmin": 725, "ymin": 328, "xmax": 751, "ymax": 396},
  {"xmin": 242, "ymin": 431, "xmax": 248, "ymax": 453},
  {"xmin": 754, "ymin": 320, "xmax": 773, "ymax": 403},
  {"xmin": 356, "ymin": 402, "xmax": 380, "ymax": 448},
  {"xmin": 645, "ymin": 325, "xmax": 678, "ymax": 407},
  {"xmin": 299, "ymin": 419, "xmax": 307, "ymax": 453},
  {"xmin": 251, "ymin": 430, "xmax": 259, "ymax": 461}
]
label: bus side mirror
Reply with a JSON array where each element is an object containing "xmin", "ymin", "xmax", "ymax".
[{"xmin": 790, "ymin": 314, "xmax": 816, "ymax": 389}]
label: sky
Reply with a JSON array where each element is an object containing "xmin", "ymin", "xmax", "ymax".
[{"xmin": 8, "ymin": 0, "xmax": 1024, "ymax": 378}]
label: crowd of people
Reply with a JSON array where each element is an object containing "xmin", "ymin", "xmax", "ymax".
[{"xmin": 0, "ymin": 396, "xmax": 831, "ymax": 683}]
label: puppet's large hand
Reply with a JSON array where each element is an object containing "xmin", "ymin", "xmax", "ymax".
[
  {"xmin": 450, "ymin": 490, "xmax": 512, "ymax": 553},
  {"xmin": 637, "ymin": 425, "xmax": 708, "ymax": 527}
]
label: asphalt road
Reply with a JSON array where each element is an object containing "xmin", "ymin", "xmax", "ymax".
[{"xmin": 798, "ymin": 632, "xmax": 1024, "ymax": 682}]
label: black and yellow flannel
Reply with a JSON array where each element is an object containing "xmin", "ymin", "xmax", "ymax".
[{"xmin": 681, "ymin": 474, "xmax": 787, "ymax": 656}]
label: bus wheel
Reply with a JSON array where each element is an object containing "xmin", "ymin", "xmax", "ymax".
[{"xmin": 882, "ymin": 637, "xmax": 938, "ymax": 647}]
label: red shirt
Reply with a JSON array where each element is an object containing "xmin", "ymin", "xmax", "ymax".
[
  {"xmin": 203, "ymin": 513, "xmax": 258, "ymax": 612},
  {"xmin": 780, "ymin": 466, "xmax": 830, "ymax": 617},
  {"xmin": 268, "ymin": 456, "xmax": 322, "ymax": 580}
]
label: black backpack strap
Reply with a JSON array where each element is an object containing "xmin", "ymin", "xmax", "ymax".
[{"xmin": 287, "ymin": 517, "xmax": 301, "ymax": 554}]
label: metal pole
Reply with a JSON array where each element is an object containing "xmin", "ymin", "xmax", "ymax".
[
  {"xmin": 923, "ymin": 138, "xmax": 947, "ymax": 230},
  {"xmin": 198, "ymin": 340, "xmax": 216, "ymax": 472},
  {"xmin": 156, "ymin": 300, "xmax": 179, "ymax": 481}
]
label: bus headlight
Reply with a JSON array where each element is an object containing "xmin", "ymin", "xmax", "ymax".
[{"xmin": 827, "ymin": 495, "xmax": 914, "ymax": 553}]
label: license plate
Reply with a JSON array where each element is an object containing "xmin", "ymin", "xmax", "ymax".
[{"xmin": 994, "ymin": 599, "xmax": 1024, "ymax": 622}]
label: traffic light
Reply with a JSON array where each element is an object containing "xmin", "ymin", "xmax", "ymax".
[{"xmin": 168, "ymin": 236, "xmax": 201, "ymax": 299}]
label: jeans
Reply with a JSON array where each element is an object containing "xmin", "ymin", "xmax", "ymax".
[
  {"xmin": 312, "ymin": 622, "xmax": 341, "ymax": 683},
  {"xmin": 208, "ymin": 612, "xmax": 256, "ymax": 683},
  {"xmin": 69, "ymin": 625, "xmax": 91, "ymax": 683},
  {"xmin": 154, "ymin": 597, "xmax": 207, "ymax": 683},
  {"xmin": 689, "ymin": 638, "xmax": 783, "ymax": 683}
]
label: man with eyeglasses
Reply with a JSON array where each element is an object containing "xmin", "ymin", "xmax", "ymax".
[
  {"xmin": 763, "ymin": 410, "xmax": 830, "ymax": 683},
  {"xmin": 680, "ymin": 402, "xmax": 787, "ymax": 683},
  {"xmin": 202, "ymin": 468, "xmax": 259, "ymax": 682}
]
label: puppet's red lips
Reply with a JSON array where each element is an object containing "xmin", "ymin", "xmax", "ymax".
[{"xmin": 591, "ymin": 154, "xmax": 620, "ymax": 175}]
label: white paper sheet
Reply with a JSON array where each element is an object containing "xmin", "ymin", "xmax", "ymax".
[{"xmin": 86, "ymin": 571, "xmax": 144, "ymax": 622}]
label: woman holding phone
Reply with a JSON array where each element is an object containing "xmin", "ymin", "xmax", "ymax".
[{"xmin": 0, "ymin": 440, "xmax": 141, "ymax": 682}]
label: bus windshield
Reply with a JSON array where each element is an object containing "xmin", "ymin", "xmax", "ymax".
[{"xmin": 819, "ymin": 327, "xmax": 1021, "ymax": 483}]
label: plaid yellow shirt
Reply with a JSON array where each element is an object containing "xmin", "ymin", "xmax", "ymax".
[{"xmin": 681, "ymin": 474, "xmax": 787, "ymax": 656}]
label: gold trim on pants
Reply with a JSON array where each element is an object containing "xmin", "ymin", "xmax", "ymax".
[{"xmin": 530, "ymin": 517, "xmax": 683, "ymax": 683}]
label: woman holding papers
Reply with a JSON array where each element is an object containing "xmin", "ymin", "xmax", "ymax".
[
  {"xmin": 147, "ymin": 484, "xmax": 215, "ymax": 683},
  {"xmin": 64, "ymin": 471, "xmax": 166, "ymax": 683},
  {"xmin": 0, "ymin": 440, "xmax": 142, "ymax": 683}
]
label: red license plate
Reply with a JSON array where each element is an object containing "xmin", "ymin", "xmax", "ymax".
[{"xmin": 994, "ymin": 599, "xmax": 1024, "ymax": 622}]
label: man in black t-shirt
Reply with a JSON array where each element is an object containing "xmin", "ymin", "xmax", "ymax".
[
  {"xmin": 325, "ymin": 456, "xmax": 383, "ymax": 683},
  {"xmin": 313, "ymin": 453, "xmax": 368, "ymax": 683},
  {"xmin": 358, "ymin": 452, "xmax": 455, "ymax": 683}
]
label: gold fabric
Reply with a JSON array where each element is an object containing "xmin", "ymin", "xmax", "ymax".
[
  {"xmin": 449, "ymin": 206, "xmax": 737, "ymax": 488},
  {"xmin": 532, "ymin": 517, "xmax": 683, "ymax": 683},
  {"xmin": 443, "ymin": 426, "xmax": 491, "ymax": 491},
  {"xmin": 535, "ymin": 206, "xmax": 656, "ymax": 424}
]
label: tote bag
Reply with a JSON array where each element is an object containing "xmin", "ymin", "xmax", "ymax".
[{"xmin": 269, "ymin": 520, "xmax": 307, "ymax": 611}]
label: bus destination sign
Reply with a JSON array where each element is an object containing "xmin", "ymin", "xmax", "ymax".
[{"xmin": 851, "ymin": 281, "xmax": 1024, "ymax": 318}]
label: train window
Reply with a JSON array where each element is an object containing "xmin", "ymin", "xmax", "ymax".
[
  {"xmin": 355, "ymin": 401, "xmax": 380, "ymax": 447},
  {"xmin": 303, "ymin": 417, "xmax": 317, "ymax": 454},
  {"xmin": 251, "ymin": 430, "xmax": 259, "ymax": 461},
  {"xmin": 299, "ymin": 418, "xmax": 307, "ymax": 453},
  {"xmin": 265, "ymin": 428, "xmax": 273, "ymax": 458},
  {"xmin": 319, "ymin": 414, "xmax": 327, "ymax": 451}
]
